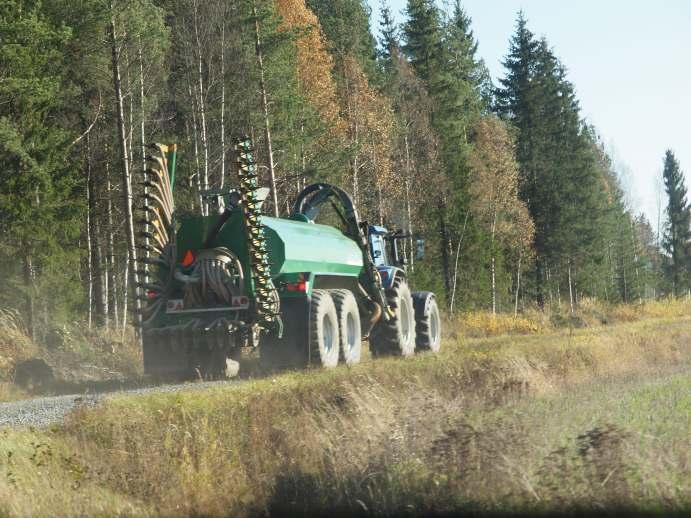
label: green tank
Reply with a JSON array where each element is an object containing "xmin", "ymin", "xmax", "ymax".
[{"xmin": 175, "ymin": 214, "xmax": 363, "ymax": 283}]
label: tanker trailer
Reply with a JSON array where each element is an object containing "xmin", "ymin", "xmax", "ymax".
[{"xmin": 137, "ymin": 138, "xmax": 441, "ymax": 378}]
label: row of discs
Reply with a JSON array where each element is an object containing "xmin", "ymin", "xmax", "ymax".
[{"xmin": 234, "ymin": 137, "xmax": 280, "ymax": 330}]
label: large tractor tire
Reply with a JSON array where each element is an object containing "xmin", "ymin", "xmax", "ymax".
[
  {"xmin": 369, "ymin": 277, "xmax": 416, "ymax": 357},
  {"xmin": 309, "ymin": 289, "xmax": 340, "ymax": 368},
  {"xmin": 330, "ymin": 289, "xmax": 362, "ymax": 366},
  {"xmin": 412, "ymin": 291, "xmax": 442, "ymax": 353}
]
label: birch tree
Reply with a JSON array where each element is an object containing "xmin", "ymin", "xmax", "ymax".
[{"xmin": 469, "ymin": 116, "xmax": 534, "ymax": 314}]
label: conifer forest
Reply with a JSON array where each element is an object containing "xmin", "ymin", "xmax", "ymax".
[{"xmin": 1, "ymin": 0, "xmax": 690, "ymax": 341}]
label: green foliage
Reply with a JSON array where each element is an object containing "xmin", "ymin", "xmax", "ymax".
[
  {"xmin": 0, "ymin": 0, "xmax": 84, "ymax": 332},
  {"xmin": 496, "ymin": 13, "xmax": 634, "ymax": 308},
  {"xmin": 661, "ymin": 150, "xmax": 691, "ymax": 294},
  {"xmin": 306, "ymin": 0, "xmax": 378, "ymax": 79},
  {"xmin": 0, "ymin": 0, "xmax": 675, "ymax": 337},
  {"xmin": 401, "ymin": 0, "xmax": 493, "ymax": 308}
]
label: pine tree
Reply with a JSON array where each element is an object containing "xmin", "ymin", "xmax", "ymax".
[{"xmin": 661, "ymin": 150, "xmax": 691, "ymax": 295}]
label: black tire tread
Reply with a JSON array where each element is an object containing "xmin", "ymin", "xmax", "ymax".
[
  {"xmin": 412, "ymin": 291, "xmax": 441, "ymax": 352},
  {"xmin": 370, "ymin": 277, "xmax": 415, "ymax": 357},
  {"xmin": 329, "ymin": 289, "xmax": 361, "ymax": 365},
  {"xmin": 308, "ymin": 289, "xmax": 338, "ymax": 367}
]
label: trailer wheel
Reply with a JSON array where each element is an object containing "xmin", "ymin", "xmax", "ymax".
[
  {"xmin": 330, "ymin": 289, "xmax": 361, "ymax": 366},
  {"xmin": 412, "ymin": 291, "xmax": 441, "ymax": 353},
  {"xmin": 370, "ymin": 277, "xmax": 416, "ymax": 357},
  {"xmin": 309, "ymin": 289, "xmax": 340, "ymax": 368}
]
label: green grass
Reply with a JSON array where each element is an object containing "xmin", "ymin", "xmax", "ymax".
[{"xmin": 0, "ymin": 314, "xmax": 690, "ymax": 516}]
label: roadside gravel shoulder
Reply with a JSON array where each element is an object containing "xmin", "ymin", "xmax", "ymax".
[{"xmin": 0, "ymin": 379, "xmax": 237, "ymax": 429}]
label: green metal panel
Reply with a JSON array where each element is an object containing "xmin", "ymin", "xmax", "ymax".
[{"xmin": 262, "ymin": 217, "xmax": 363, "ymax": 277}]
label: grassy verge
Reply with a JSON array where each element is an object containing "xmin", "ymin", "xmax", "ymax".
[
  {"xmin": 0, "ymin": 313, "xmax": 689, "ymax": 516},
  {"xmin": 454, "ymin": 297, "xmax": 691, "ymax": 338},
  {"xmin": 0, "ymin": 298, "xmax": 685, "ymax": 402}
]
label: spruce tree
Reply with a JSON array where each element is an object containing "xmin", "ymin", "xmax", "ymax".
[
  {"xmin": 661, "ymin": 150, "xmax": 691, "ymax": 295},
  {"xmin": 402, "ymin": 0, "xmax": 490, "ymax": 307},
  {"xmin": 403, "ymin": 0, "xmax": 444, "ymax": 86},
  {"xmin": 305, "ymin": 0, "xmax": 378, "ymax": 80},
  {"xmin": 444, "ymin": 1, "xmax": 491, "ymax": 112},
  {"xmin": 496, "ymin": 15, "xmax": 612, "ymax": 308},
  {"xmin": 378, "ymin": 1, "xmax": 399, "ymax": 68},
  {"xmin": 0, "ymin": 0, "xmax": 84, "ymax": 335}
]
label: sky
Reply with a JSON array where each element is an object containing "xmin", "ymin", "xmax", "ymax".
[{"xmin": 367, "ymin": 0, "xmax": 691, "ymax": 228}]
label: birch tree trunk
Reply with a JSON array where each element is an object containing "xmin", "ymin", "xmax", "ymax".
[
  {"xmin": 123, "ymin": 47, "xmax": 136, "ymax": 185},
  {"xmin": 109, "ymin": 15, "xmax": 141, "ymax": 336},
  {"xmin": 568, "ymin": 261, "xmax": 575, "ymax": 314},
  {"xmin": 372, "ymin": 148, "xmax": 384, "ymax": 225},
  {"xmin": 193, "ymin": 0, "xmax": 209, "ymax": 214},
  {"xmin": 219, "ymin": 20, "xmax": 226, "ymax": 188},
  {"xmin": 352, "ymin": 119, "xmax": 360, "ymax": 204},
  {"xmin": 438, "ymin": 199, "xmax": 452, "ymax": 304},
  {"xmin": 187, "ymin": 79, "xmax": 203, "ymax": 213},
  {"xmin": 23, "ymin": 255, "xmax": 35, "ymax": 340},
  {"xmin": 490, "ymin": 210, "xmax": 497, "ymax": 315},
  {"xmin": 106, "ymin": 164, "xmax": 117, "ymax": 327},
  {"xmin": 86, "ymin": 133, "xmax": 95, "ymax": 329},
  {"xmin": 122, "ymin": 249, "xmax": 129, "ymax": 332},
  {"xmin": 404, "ymin": 133, "xmax": 414, "ymax": 271},
  {"xmin": 449, "ymin": 211, "xmax": 469, "ymax": 313},
  {"xmin": 514, "ymin": 253, "xmax": 522, "ymax": 317},
  {"xmin": 253, "ymin": 2, "xmax": 279, "ymax": 217}
]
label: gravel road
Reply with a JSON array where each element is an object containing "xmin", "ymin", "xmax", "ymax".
[{"xmin": 0, "ymin": 380, "xmax": 237, "ymax": 429}]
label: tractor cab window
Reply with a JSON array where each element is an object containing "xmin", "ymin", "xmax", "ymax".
[{"xmin": 368, "ymin": 229, "xmax": 389, "ymax": 267}]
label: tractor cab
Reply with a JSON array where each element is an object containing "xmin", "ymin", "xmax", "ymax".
[
  {"xmin": 367, "ymin": 225, "xmax": 410, "ymax": 289},
  {"xmin": 368, "ymin": 225, "xmax": 390, "ymax": 267}
]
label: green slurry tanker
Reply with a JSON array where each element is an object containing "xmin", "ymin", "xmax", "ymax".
[{"xmin": 138, "ymin": 138, "xmax": 441, "ymax": 378}]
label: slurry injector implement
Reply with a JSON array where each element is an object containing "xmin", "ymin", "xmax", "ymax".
[{"xmin": 138, "ymin": 138, "xmax": 441, "ymax": 378}]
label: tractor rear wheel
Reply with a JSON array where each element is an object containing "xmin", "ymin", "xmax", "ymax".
[
  {"xmin": 309, "ymin": 289, "xmax": 340, "ymax": 368},
  {"xmin": 412, "ymin": 291, "xmax": 441, "ymax": 353},
  {"xmin": 330, "ymin": 289, "xmax": 361, "ymax": 366},
  {"xmin": 369, "ymin": 277, "xmax": 416, "ymax": 357}
]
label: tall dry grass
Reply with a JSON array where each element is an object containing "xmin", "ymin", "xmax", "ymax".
[
  {"xmin": 0, "ymin": 305, "xmax": 690, "ymax": 516},
  {"xmin": 20, "ymin": 315, "xmax": 684, "ymax": 516},
  {"xmin": 454, "ymin": 297, "xmax": 690, "ymax": 338},
  {"xmin": 0, "ymin": 310, "xmax": 38, "ymax": 382}
]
